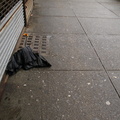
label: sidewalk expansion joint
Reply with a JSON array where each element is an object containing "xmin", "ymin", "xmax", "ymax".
[{"xmin": 72, "ymin": 8, "xmax": 120, "ymax": 99}]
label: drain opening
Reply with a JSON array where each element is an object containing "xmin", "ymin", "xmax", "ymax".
[{"xmin": 19, "ymin": 33, "xmax": 51, "ymax": 56}]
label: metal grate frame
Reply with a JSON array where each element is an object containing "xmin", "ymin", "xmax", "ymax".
[{"xmin": 19, "ymin": 33, "xmax": 51, "ymax": 56}]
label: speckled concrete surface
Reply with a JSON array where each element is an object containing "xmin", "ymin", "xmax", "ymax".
[
  {"xmin": 88, "ymin": 35, "xmax": 120, "ymax": 70},
  {"xmin": 1, "ymin": 0, "xmax": 120, "ymax": 120}
]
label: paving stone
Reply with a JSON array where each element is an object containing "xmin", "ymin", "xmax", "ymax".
[
  {"xmin": 0, "ymin": 70, "xmax": 43, "ymax": 120},
  {"xmin": 1, "ymin": 0, "xmax": 120, "ymax": 120},
  {"xmin": 34, "ymin": 1, "xmax": 70, "ymax": 8},
  {"xmin": 46, "ymin": 34, "xmax": 103, "ymax": 70},
  {"xmin": 70, "ymin": 2, "xmax": 108, "ymax": 9},
  {"xmin": 101, "ymin": 2, "xmax": 120, "ymax": 10},
  {"xmin": 79, "ymin": 18, "xmax": 120, "ymax": 35},
  {"xmin": 108, "ymin": 71, "xmax": 120, "ymax": 96},
  {"xmin": 26, "ymin": 17, "xmax": 84, "ymax": 34},
  {"xmin": 96, "ymin": 0, "xmax": 120, "ymax": 3},
  {"xmin": 1, "ymin": 71, "xmax": 120, "ymax": 120},
  {"xmin": 71, "ymin": 2, "xmax": 118, "ymax": 18},
  {"xmin": 41, "ymin": 71, "xmax": 120, "ymax": 120},
  {"xmin": 33, "ymin": 7, "xmax": 75, "ymax": 17},
  {"xmin": 88, "ymin": 35, "xmax": 120, "ymax": 70},
  {"xmin": 101, "ymin": 2, "xmax": 120, "ymax": 17},
  {"xmin": 70, "ymin": 0, "xmax": 96, "ymax": 2},
  {"xmin": 35, "ymin": 0, "xmax": 68, "ymax": 2}
]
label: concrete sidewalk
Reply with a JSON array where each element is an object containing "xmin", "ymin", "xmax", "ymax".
[{"xmin": 0, "ymin": 0, "xmax": 120, "ymax": 119}]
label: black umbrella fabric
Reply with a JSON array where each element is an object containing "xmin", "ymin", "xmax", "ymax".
[{"xmin": 6, "ymin": 46, "xmax": 51, "ymax": 75}]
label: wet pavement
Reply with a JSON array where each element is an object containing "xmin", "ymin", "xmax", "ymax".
[{"xmin": 1, "ymin": 0, "xmax": 120, "ymax": 120}]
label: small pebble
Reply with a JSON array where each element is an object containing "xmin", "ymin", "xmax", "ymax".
[
  {"xmin": 23, "ymin": 84, "xmax": 27, "ymax": 87},
  {"xmin": 36, "ymin": 99, "xmax": 39, "ymax": 102},
  {"xmin": 28, "ymin": 103, "xmax": 30, "ymax": 105},
  {"xmin": 113, "ymin": 76, "xmax": 117, "ymax": 79},
  {"xmin": 31, "ymin": 95, "xmax": 33, "ymax": 98},
  {"xmin": 68, "ymin": 95, "xmax": 71, "ymax": 97},
  {"xmin": 106, "ymin": 101, "xmax": 111, "ymax": 105},
  {"xmin": 104, "ymin": 79, "xmax": 107, "ymax": 82},
  {"xmin": 87, "ymin": 83, "xmax": 91, "ymax": 85}
]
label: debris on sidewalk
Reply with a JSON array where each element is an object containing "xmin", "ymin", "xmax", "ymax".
[{"xmin": 6, "ymin": 46, "xmax": 51, "ymax": 76}]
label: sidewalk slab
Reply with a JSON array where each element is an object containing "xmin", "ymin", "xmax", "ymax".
[
  {"xmin": 0, "ymin": 71, "xmax": 120, "ymax": 120},
  {"xmin": 0, "ymin": 70, "xmax": 43, "ymax": 120},
  {"xmin": 41, "ymin": 71, "xmax": 120, "ymax": 120},
  {"xmin": 73, "ymin": 8, "xmax": 118, "ymax": 18},
  {"xmin": 96, "ymin": 0, "xmax": 120, "ymax": 3},
  {"xmin": 35, "ymin": 0, "xmax": 69, "ymax": 2},
  {"xmin": 70, "ymin": 2, "xmax": 109, "ymax": 8},
  {"xmin": 88, "ymin": 35, "xmax": 120, "ymax": 70},
  {"xmin": 101, "ymin": 2, "xmax": 120, "ymax": 10},
  {"xmin": 1, "ymin": 0, "xmax": 120, "ymax": 119},
  {"xmin": 26, "ymin": 17, "xmax": 85, "ymax": 34},
  {"xmin": 79, "ymin": 18, "xmax": 120, "ymax": 35},
  {"xmin": 101, "ymin": 2, "xmax": 120, "ymax": 17},
  {"xmin": 45, "ymin": 34, "xmax": 103, "ymax": 70},
  {"xmin": 70, "ymin": 0, "xmax": 96, "ymax": 2},
  {"xmin": 108, "ymin": 71, "xmax": 120, "ymax": 96},
  {"xmin": 33, "ymin": 7, "xmax": 75, "ymax": 17},
  {"xmin": 34, "ymin": 1, "xmax": 70, "ymax": 8},
  {"xmin": 71, "ymin": 2, "xmax": 118, "ymax": 18}
]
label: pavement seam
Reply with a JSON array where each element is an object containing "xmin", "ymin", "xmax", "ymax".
[
  {"xmin": 107, "ymin": 70, "xmax": 120, "ymax": 71},
  {"xmin": 81, "ymin": 25, "xmax": 120, "ymax": 99},
  {"xmin": 96, "ymin": 1, "xmax": 120, "ymax": 17},
  {"xmin": 31, "ymin": 15, "xmax": 120, "ymax": 19},
  {"xmin": 69, "ymin": 3, "xmax": 120, "ymax": 99},
  {"xmin": 37, "ymin": 70, "xmax": 104, "ymax": 71},
  {"xmin": 24, "ymin": 31, "xmax": 120, "ymax": 36}
]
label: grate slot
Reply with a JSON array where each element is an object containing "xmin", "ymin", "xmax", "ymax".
[
  {"xmin": 36, "ymin": 36, "xmax": 40, "ymax": 38},
  {"xmin": 27, "ymin": 40, "xmax": 32, "ymax": 42},
  {"xmin": 28, "ymin": 38, "xmax": 32, "ymax": 40},
  {"xmin": 27, "ymin": 43, "xmax": 31, "ymax": 45},
  {"xmin": 34, "ymin": 44, "xmax": 39, "ymax": 46},
  {"xmin": 41, "ymin": 51, "xmax": 46, "ymax": 53},
  {"xmin": 35, "ymin": 41, "xmax": 39, "ymax": 43},
  {"xmin": 42, "ymin": 44, "xmax": 46, "ymax": 47}
]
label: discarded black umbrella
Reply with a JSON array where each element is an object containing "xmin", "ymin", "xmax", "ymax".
[{"xmin": 6, "ymin": 46, "xmax": 51, "ymax": 75}]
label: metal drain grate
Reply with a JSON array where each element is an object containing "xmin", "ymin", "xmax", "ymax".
[{"xmin": 19, "ymin": 33, "xmax": 51, "ymax": 56}]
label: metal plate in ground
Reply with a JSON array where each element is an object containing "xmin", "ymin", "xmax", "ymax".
[{"xmin": 19, "ymin": 33, "xmax": 51, "ymax": 56}]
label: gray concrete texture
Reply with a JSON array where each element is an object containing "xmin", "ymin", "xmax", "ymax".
[{"xmin": 0, "ymin": 0, "xmax": 120, "ymax": 120}]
